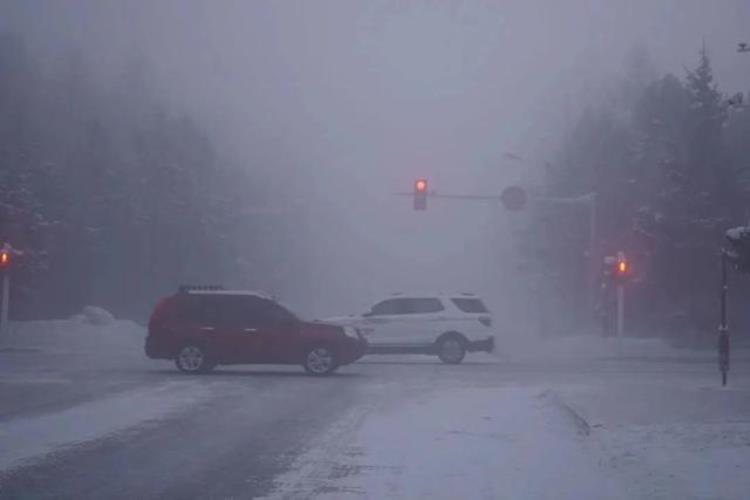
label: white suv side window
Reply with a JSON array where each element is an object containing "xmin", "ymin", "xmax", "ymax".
[
  {"xmin": 399, "ymin": 298, "xmax": 444, "ymax": 314},
  {"xmin": 370, "ymin": 299, "xmax": 402, "ymax": 316},
  {"xmin": 369, "ymin": 298, "xmax": 444, "ymax": 316}
]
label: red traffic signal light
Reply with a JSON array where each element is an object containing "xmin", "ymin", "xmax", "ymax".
[
  {"xmin": 414, "ymin": 178, "xmax": 427, "ymax": 210},
  {"xmin": 0, "ymin": 250, "xmax": 10, "ymax": 270},
  {"xmin": 617, "ymin": 259, "xmax": 627, "ymax": 274},
  {"xmin": 603, "ymin": 252, "xmax": 630, "ymax": 281},
  {"xmin": 614, "ymin": 252, "xmax": 629, "ymax": 280}
]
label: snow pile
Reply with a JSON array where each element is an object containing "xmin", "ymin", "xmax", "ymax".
[
  {"xmin": 2, "ymin": 317, "xmax": 144, "ymax": 354},
  {"xmin": 265, "ymin": 388, "xmax": 626, "ymax": 499},
  {"xmin": 71, "ymin": 306, "xmax": 116, "ymax": 326}
]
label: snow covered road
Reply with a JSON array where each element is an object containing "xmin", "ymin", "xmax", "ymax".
[
  {"xmin": 2, "ymin": 333, "xmax": 750, "ymax": 499},
  {"xmin": 265, "ymin": 387, "xmax": 626, "ymax": 500}
]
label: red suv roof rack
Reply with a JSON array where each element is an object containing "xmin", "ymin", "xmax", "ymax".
[{"xmin": 178, "ymin": 285, "xmax": 225, "ymax": 293}]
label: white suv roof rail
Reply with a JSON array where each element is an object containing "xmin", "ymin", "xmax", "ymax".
[{"xmin": 384, "ymin": 292, "xmax": 482, "ymax": 298}]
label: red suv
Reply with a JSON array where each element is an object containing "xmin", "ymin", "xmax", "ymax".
[{"xmin": 145, "ymin": 286, "xmax": 367, "ymax": 375}]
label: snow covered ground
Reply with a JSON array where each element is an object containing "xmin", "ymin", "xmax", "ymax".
[
  {"xmin": 0, "ymin": 315, "xmax": 209, "ymax": 474},
  {"xmin": 505, "ymin": 333, "xmax": 724, "ymax": 362},
  {"xmin": 3, "ymin": 319, "xmax": 750, "ymax": 499},
  {"xmin": 265, "ymin": 387, "xmax": 627, "ymax": 499},
  {"xmin": 265, "ymin": 379, "xmax": 750, "ymax": 500},
  {"xmin": 0, "ymin": 380, "xmax": 213, "ymax": 473}
]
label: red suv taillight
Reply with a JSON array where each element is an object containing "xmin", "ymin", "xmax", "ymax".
[{"xmin": 478, "ymin": 316, "xmax": 492, "ymax": 327}]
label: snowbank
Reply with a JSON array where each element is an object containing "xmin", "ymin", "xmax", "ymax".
[
  {"xmin": 73, "ymin": 305, "xmax": 116, "ymax": 326},
  {"xmin": 2, "ymin": 317, "xmax": 144, "ymax": 354}
]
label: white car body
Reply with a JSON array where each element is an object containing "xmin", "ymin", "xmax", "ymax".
[{"xmin": 325, "ymin": 294, "xmax": 495, "ymax": 363}]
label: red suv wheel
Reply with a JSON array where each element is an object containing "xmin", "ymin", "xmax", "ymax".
[
  {"xmin": 175, "ymin": 344, "xmax": 214, "ymax": 374},
  {"xmin": 303, "ymin": 346, "xmax": 338, "ymax": 375}
]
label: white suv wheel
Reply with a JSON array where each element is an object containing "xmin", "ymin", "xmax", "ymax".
[{"xmin": 438, "ymin": 337, "xmax": 466, "ymax": 364}]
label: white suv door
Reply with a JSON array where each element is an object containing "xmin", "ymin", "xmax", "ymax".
[
  {"xmin": 359, "ymin": 298, "xmax": 402, "ymax": 346},
  {"xmin": 361, "ymin": 297, "xmax": 445, "ymax": 347}
]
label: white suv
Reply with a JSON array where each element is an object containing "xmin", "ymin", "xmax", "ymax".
[{"xmin": 326, "ymin": 294, "xmax": 495, "ymax": 364}]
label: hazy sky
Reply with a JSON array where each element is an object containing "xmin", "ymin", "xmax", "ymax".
[{"xmin": 4, "ymin": 0, "xmax": 749, "ymax": 315}]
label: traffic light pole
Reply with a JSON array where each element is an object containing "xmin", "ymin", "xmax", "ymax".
[
  {"xmin": 719, "ymin": 252, "xmax": 730, "ymax": 386},
  {"xmin": 0, "ymin": 272, "xmax": 9, "ymax": 344},
  {"xmin": 616, "ymin": 283, "xmax": 625, "ymax": 353}
]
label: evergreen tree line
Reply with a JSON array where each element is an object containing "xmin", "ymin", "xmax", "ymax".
[
  {"xmin": 0, "ymin": 34, "xmax": 304, "ymax": 320},
  {"xmin": 532, "ymin": 47, "xmax": 750, "ymax": 341}
]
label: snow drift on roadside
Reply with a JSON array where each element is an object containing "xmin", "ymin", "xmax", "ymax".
[{"xmin": 2, "ymin": 314, "xmax": 144, "ymax": 353}]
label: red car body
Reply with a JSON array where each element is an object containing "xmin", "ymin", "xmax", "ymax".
[{"xmin": 145, "ymin": 287, "xmax": 367, "ymax": 375}]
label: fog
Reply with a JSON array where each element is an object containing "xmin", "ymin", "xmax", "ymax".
[
  {"xmin": 5, "ymin": 4, "xmax": 750, "ymax": 497},
  {"xmin": 3, "ymin": 0, "xmax": 749, "ymax": 322}
]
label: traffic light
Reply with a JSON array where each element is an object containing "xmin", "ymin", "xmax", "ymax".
[
  {"xmin": 616, "ymin": 258, "xmax": 627, "ymax": 275},
  {"xmin": 614, "ymin": 252, "xmax": 629, "ymax": 281},
  {"xmin": 725, "ymin": 226, "xmax": 750, "ymax": 273},
  {"xmin": 414, "ymin": 178, "xmax": 427, "ymax": 211},
  {"xmin": 602, "ymin": 252, "xmax": 629, "ymax": 282},
  {"xmin": 0, "ymin": 249, "xmax": 10, "ymax": 271}
]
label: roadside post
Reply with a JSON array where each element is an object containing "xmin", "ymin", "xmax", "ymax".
[
  {"xmin": 719, "ymin": 251, "xmax": 730, "ymax": 386},
  {"xmin": 0, "ymin": 243, "xmax": 12, "ymax": 344},
  {"xmin": 721, "ymin": 225, "xmax": 750, "ymax": 386},
  {"xmin": 602, "ymin": 252, "xmax": 629, "ymax": 356},
  {"xmin": 615, "ymin": 251, "xmax": 627, "ymax": 345}
]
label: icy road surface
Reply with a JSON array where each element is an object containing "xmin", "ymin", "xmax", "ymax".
[{"xmin": 2, "ymin": 329, "xmax": 750, "ymax": 499}]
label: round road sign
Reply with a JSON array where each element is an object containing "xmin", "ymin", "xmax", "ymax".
[{"xmin": 500, "ymin": 186, "xmax": 527, "ymax": 211}]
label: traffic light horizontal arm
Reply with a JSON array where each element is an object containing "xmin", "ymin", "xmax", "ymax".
[
  {"xmin": 396, "ymin": 192, "xmax": 501, "ymax": 200},
  {"xmin": 396, "ymin": 191, "xmax": 595, "ymax": 204},
  {"xmin": 535, "ymin": 192, "xmax": 596, "ymax": 206}
]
